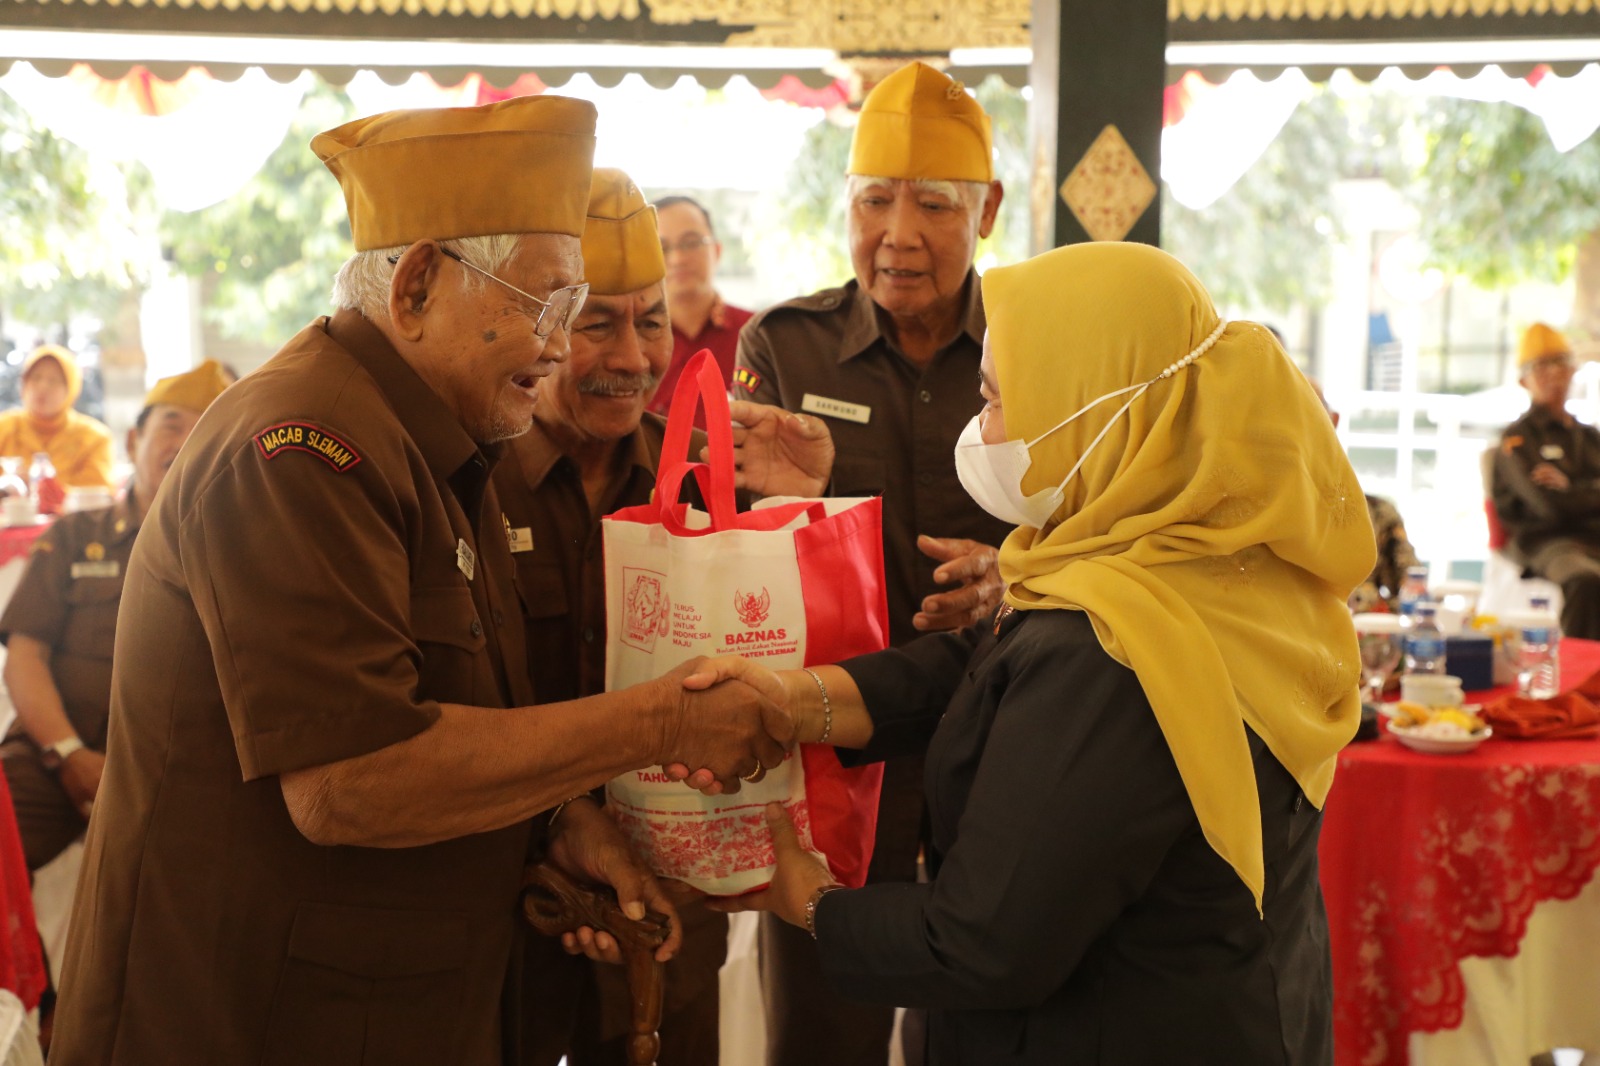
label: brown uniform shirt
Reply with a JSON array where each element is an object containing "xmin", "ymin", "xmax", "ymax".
[
  {"xmin": 52, "ymin": 310, "xmax": 536, "ymax": 1066},
  {"xmin": 1492, "ymin": 403, "xmax": 1600, "ymax": 564},
  {"xmin": 0, "ymin": 497, "xmax": 140, "ymax": 748},
  {"xmin": 734, "ymin": 272, "xmax": 1012, "ymax": 650},
  {"xmin": 494, "ymin": 413, "xmax": 728, "ymax": 1062}
]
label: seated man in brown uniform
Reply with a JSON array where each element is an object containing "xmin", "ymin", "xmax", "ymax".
[
  {"xmin": 501, "ymin": 169, "xmax": 726, "ymax": 1066},
  {"xmin": 48, "ymin": 98, "xmax": 789, "ymax": 1066},
  {"xmin": 0, "ymin": 360, "xmax": 229, "ymax": 871},
  {"xmin": 1492, "ymin": 322, "xmax": 1600, "ymax": 638}
]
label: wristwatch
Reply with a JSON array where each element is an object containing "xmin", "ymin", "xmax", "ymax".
[{"xmin": 40, "ymin": 736, "xmax": 85, "ymax": 772}]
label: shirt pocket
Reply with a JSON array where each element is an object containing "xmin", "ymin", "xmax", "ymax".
[
  {"xmin": 832, "ymin": 455, "xmax": 887, "ymax": 497},
  {"xmin": 409, "ymin": 585, "xmax": 486, "ymax": 706},
  {"xmin": 260, "ymin": 902, "xmax": 471, "ymax": 1066},
  {"xmin": 60, "ymin": 576, "xmax": 121, "ymax": 660}
]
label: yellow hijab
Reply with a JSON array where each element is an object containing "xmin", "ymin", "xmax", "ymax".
[{"xmin": 983, "ymin": 243, "xmax": 1374, "ymax": 910}]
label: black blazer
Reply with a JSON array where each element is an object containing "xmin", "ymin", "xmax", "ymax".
[{"xmin": 823, "ymin": 610, "xmax": 1333, "ymax": 1065}]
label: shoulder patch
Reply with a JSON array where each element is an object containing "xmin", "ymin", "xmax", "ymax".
[
  {"xmin": 1502, "ymin": 435, "xmax": 1524, "ymax": 454},
  {"xmin": 732, "ymin": 366, "xmax": 763, "ymax": 394},
  {"xmin": 254, "ymin": 422, "xmax": 362, "ymax": 473}
]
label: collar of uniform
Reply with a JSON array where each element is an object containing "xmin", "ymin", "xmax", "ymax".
[
  {"xmin": 511, "ymin": 415, "xmax": 657, "ymax": 492},
  {"xmin": 1526, "ymin": 403, "xmax": 1576, "ymax": 430},
  {"xmin": 326, "ymin": 309, "xmax": 489, "ymax": 484},
  {"xmin": 837, "ymin": 269, "xmax": 987, "ymax": 364},
  {"xmin": 106, "ymin": 490, "xmax": 140, "ymax": 543}
]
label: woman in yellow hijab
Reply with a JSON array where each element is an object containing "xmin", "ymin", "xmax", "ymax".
[{"xmin": 693, "ymin": 242, "xmax": 1373, "ymax": 1064}]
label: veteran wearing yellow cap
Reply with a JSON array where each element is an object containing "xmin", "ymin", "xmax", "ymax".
[
  {"xmin": 0, "ymin": 359, "xmax": 228, "ymax": 885},
  {"xmin": 726, "ymin": 60, "xmax": 1013, "ymax": 1066},
  {"xmin": 1491, "ymin": 322, "xmax": 1600, "ymax": 637},
  {"xmin": 49, "ymin": 103, "xmax": 788, "ymax": 1066},
  {"xmin": 0, "ymin": 344, "xmax": 115, "ymax": 491},
  {"xmin": 496, "ymin": 168, "xmax": 728, "ymax": 1066}
]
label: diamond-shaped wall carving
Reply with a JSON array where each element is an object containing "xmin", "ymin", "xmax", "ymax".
[{"xmin": 1059, "ymin": 125, "xmax": 1158, "ymax": 243}]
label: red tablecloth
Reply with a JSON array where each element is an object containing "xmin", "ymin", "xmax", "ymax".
[
  {"xmin": 0, "ymin": 520, "xmax": 50, "ymax": 569},
  {"xmin": 1321, "ymin": 638, "xmax": 1600, "ymax": 1066}
]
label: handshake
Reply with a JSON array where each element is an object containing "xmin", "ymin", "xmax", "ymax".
[{"xmin": 645, "ymin": 655, "xmax": 800, "ymax": 795}]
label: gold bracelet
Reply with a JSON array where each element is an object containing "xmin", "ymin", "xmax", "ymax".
[
  {"xmin": 802, "ymin": 668, "xmax": 832, "ymax": 745},
  {"xmin": 804, "ymin": 883, "xmax": 845, "ymax": 940}
]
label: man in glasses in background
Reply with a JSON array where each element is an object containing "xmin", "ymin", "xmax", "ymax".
[
  {"xmin": 50, "ymin": 98, "xmax": 789, "ymax": 1066},
  {"xmin": 650, "ymin": 195, "xmax": 753, "ymax": 427},
  {"xmin": 1492, "ymin": 322, "xmax": 1600, "ymax": 638}
]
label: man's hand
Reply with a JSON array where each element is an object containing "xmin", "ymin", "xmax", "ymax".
[
  {"xmin": 547, "ymin": 797, "xmax": 683, "ymax": 964},
  {"xmin": 59, "ymin": 747, "xmax": 104, "ymax": 818},
  {"xmin": 913, "ymin": 535, "xmax": 1003, "ymax": 632},
  {"xmin": 671, "ymin": 656, "xmax": 797, "ymax": 796},
  {"xmin": 707, "ymin": 803, "xmax": 838, "ymax": 930},
  {"xmin": 712, "ymin": 401, "xmax": 834, "ymax": 497},
  {"xmin": 652, "ymin": 660, "xmax": 792, "ymax": 793},
  {"xmin": 1531, "ymin": 462, "xmax": 1571, "ymax": 491}
]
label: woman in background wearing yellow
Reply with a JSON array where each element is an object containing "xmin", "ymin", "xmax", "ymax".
[
  {"xmin": 690, "ymin": 242, "xmax": 1374, "ymax": 1064},
  {"xmin": 0, "ymin": 345, "xmax": 114, "ymax": 489}
]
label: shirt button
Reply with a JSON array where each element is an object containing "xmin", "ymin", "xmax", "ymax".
[
  {"xmin": 470, "ymin": 619, "xmax": 483, "ymax": 638},
  {"xmin": 493, "ymin": 610, "xmax": 504, "ymax": 626},
  {"xmin": 920, "ymin": 390, "xmax": 932, "ymax": 404},
  {"xmin": 583, "ymin": 627, "xmax": 596, "ymax": 643},
  {"xmin": 819, "ymin": 295, "xmax": 838, "ymax": 309}
]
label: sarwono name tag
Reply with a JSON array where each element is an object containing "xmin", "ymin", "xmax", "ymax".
[
  {"xmin": 801, "ymin": 393, "xmax": 871, "ymax": 424},
  {"xmin": 71, "ymin": 561, "xmax": 119, "ymax": 580}
]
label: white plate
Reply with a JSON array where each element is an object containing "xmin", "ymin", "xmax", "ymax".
[{"xmin": 1387, "ymin": 719, "xmax": 1493, "ymax": 754}]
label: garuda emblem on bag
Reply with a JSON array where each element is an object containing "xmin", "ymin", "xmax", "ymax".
[{"xmin": 734, "ymin": 587, "xmax": 771, "ymax": 628}]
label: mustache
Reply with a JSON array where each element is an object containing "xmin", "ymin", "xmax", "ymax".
[{"xmin": 577, "ymin": 372, "xmax": 660, "ymax": 397}]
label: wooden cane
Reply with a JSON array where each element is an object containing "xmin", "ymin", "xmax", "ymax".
[{"xmin": 521, "ymin": 863, "xmax": 670, "ymax": 1066}]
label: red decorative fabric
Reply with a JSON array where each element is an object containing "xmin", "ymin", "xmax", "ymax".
[
  {"xmin": 1322, "ymin": 638, "xmax": 1600, "ymax": 1066},
  {"xmin": 0, "ymin": 773, "xmax": 46, "ymax": 1011},
  {"xmin": 0, "ymin": 521, "xmax": 50, "ymax": 569}
]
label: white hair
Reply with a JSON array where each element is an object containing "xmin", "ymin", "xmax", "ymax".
[
  {"xmin": 845, "ymin": 174, "xmax": 989, "ymax": 216},
  {"xmin": 330, "ymin": 233, "xmax": 527, "ymax": 320}
]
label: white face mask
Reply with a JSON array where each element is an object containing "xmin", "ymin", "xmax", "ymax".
[{"xmin": 954, "ymin": 319, "xmax": 1228, "ymax": 529}]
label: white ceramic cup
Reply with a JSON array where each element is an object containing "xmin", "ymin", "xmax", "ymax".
[
  {"xmin": 1400, "ymin": 673, "xmax": 1465, "ymax": 708},
  {"xmin": 2, "ymin": 497, "xmax": 36, "ymax": 527}
]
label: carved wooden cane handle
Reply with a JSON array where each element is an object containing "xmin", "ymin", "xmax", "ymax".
[{"xmin": 521, "ymin": 863, "xmax": 670, "ymax": 1066}]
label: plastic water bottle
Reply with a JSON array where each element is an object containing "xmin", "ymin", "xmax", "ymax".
[
  {"xmin": 1404, "ymin": 602, "xmax": 1447, "ymax": 676},
  {"xmin": 1519, "ymin": 597, "xmax": 1561, "ymax": 699},
  {"xmin": 27, "ymin": 451, "xmax": 60, "ymax": 516},
  {"xmin": 1398, "ymin": 565, "xmax": 1429, "ymax": 623}
]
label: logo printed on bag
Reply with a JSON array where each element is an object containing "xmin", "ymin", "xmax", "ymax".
[
  {"xmin": 734, "ymin": 587, "xmax": 771, "ymax": 627},
  {"xmin": 623, "ymin": 568, "xmax": 667, "ymax": 651}
]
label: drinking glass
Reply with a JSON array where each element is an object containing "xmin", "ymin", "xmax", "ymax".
[{"xmin": 1353, "ymin": 613, "xmax": 1406, "ymax": 707}]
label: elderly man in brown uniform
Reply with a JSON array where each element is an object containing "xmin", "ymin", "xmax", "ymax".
[
  {"xmin": 730, "ymin": 60, "xmax": 1010, "ymax": 1066},
  {"xmin": 49, "ymin": 99, "xmax": 788, "ymax": 1066},
  {"xmin": 0, "ymin": 360, "xmax": 228, "ymax": 872},
  {"xmin": 500, "ymin": 169, "xmax": 727, "ymax": 1066}
]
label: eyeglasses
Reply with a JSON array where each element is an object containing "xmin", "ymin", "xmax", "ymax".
[
  {"xmin": 386, "ymin": 247, "xmax": 589, "ymax": 339},
  {"xmin": 660, "ymin": 235, "xmax": 715, "ymax": 256}
]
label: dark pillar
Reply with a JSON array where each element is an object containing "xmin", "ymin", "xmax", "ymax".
[{"xmin": 1028, "ymin": 0, "xmax": 1168, "ymax": 252}]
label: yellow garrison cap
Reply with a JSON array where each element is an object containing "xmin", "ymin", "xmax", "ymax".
[
  {"xmin": 1519, "ymin": 322, "xmax": 1573, "ymax": 367},
  {"xmin": 143, "ymin": 359, "xmax": 230, "ymax": 414},
  {"xmin": 312, "ymin": 95, "xmax": 597, "ymax": 251},
  {"xmin": 23, "ymin": 345, "xmax": 82, "ymax": 406},
  {"xmin": 848, "ymin": 61, "xmax": 993, "ymax": 183},
  {"xmin": 582, "ymin": 169, "xmax": 664, "ymax": 295}
]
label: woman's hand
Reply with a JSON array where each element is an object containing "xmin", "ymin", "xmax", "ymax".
[
  {"xmin": 707, "ymin": 803, "xmax": 839, "ymax": 930},
  {"xmin": 546, "ymin": 797, "xmax": 684, "ymax": 964}
]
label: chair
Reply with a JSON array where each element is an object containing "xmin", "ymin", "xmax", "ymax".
[{"xmin": 1479, "ymin": 446, "xmax": 1563, "ymax": 619}]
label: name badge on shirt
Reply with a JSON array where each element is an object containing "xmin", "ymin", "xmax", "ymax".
[
  {"xmin": 71, "ymin": 561, "xmax": 119, "ymax": 580},
  {"xmin": 1541, "ymin": 444, "xmax": 1566, "ymax": 460},
  {"xmin": 801, "ymin": 393, "xmax": 871, "ymax": 425},
  {"xmin": 507, "ymin": 526, "xmax": 534, "ymax": 554},
  {"xmin": 456, "ymin": 538, "xmax": 476, "ymax": 581}
]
